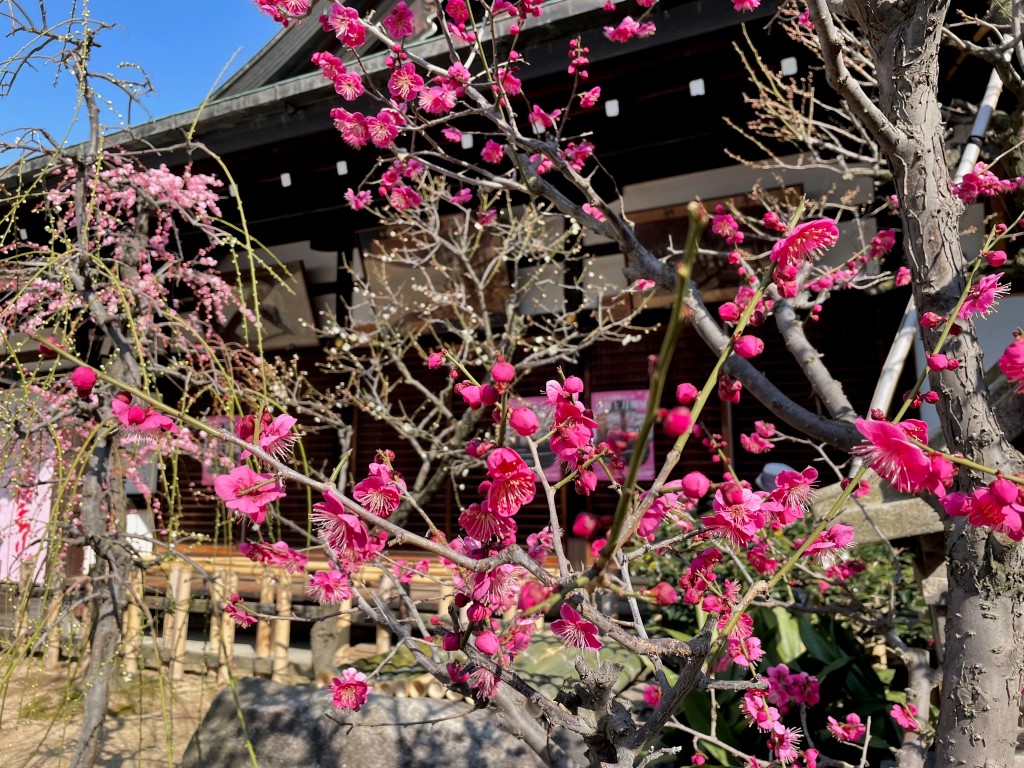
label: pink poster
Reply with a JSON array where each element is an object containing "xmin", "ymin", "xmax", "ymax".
[
  {"xmin": 504, "ymin": 390, "xmax": 655, "ymax": 484},
  {"xmin": 590, "ymin": 390, "xmax": 655, "ymax": 482}
]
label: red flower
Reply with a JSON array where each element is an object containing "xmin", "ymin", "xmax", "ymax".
[
  {"xmin": 112, "ymin": 394, "xmax": 177, "ymax": 434},
  {"xmin": 998, "ymin": 336, "xmax": 1024, "ymax": 391},
  {"xmin": 330, "ymin": 668, "xmax": 372, "ymax": 711},
  {"xmin": 485, "ymin": 448, "xmax": 536, "ymax": 516},
  {"xmin": 891, "ymin": 703, "xmax": 919, "ymax": 731},
  {"xmin": 213, "ymin": 466, "xmax": 286, "ymax": 526},
  {"xmin": 551, "ymin": 603, "xmax": 602, "ymax": 650}
]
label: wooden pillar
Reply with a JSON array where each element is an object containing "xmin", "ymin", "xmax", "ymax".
[
  {"xmin": 121, "ymin": 569, "xmax": 144, "ymax": 676},
  {"xmin": 255, "ymin": 572, "xmax": 275, "ymax": 659},
  {"xmin": 271, "ymin": 571, "xmax": 291, "ymax": 682},
  {"xmin": 169, "ymin": 567, "xmax": 192, "ymax": 681},
  {"xmin": 217, "ymin": 572, "xmax": 238, "ymax": 685}
]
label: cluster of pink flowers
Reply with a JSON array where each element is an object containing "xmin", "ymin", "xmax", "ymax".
[
  {"xmin": 854, "ymin": 417, "xmax": 954, "ymax": 497},
  {"xmin": 255, "ymin": 0, "xmax": 311, "ymax": 26},
  {"xmin": 952, "ymin": 162, "xmax": 1023, "ymax": 204},
  {"xmin": 827, "ymin": 712, "xmax": 867, "ymax": 743},
  {"xmin": 1000, "ymin": 334, "xmax": 1024, "ymax": 391},
  {"xmin": 770, "ymin": 219, "xmax": 841, "ymax": 298},
  {"xmin": 943, "ymin": 476, "xmax": 1024, "ymax": 541},
  {"xmin": 352, "ymin": 450, "xmax": 407, "ymax": 519},
  {"xmin": 603, "ymin": 16, "xmax": 656, "ymax": 43},
  {"xmin": 239, "ymin": 540, "xmax": 308, "ymax": 574}
]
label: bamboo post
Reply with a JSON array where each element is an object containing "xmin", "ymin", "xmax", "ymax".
[
  {"xmin": 121, "ymin": 569, "xmax": 144, "ymax": 676},
  {"xmin": 207, "ymin": 569, "xmax": 226, "ymax": 679},
  {"xmin": 43, "ymin": 593, "xmax": 62, "ymax": 670},
  {"xmin": 375, "ymin": 580, "xmax": 392, "ymax": 654},
  {"xmin": 15, "ymin": 557, "xmax": 35, "ymax": 638},
  {"xmin": 271, "ymin": 571, "xmax": 291, "ymax": 682},
  {"xmin": 169, "ymin": 567, "xmax": 192, "ymax": 681},
  {"xmin": 336, "ymin": 595, "xmax": 352, "ymax": 650},
  {"xmin": 255, "ymin": 572, "xmax": 274, "ymax": 659},
  {"xmin": 161, "ymin": 566, "xmax": 177, "ymax": 649},
  {"xmin": 217, "ymin": 572, "xmax": 238, "ymax": 685},
  {"xmin": 438, "ymin": 583, "xmax": 454, "ymax": 621}
]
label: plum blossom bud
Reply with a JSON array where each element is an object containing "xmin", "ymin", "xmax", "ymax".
[
  {"xmin": 718, "ymin": 302, "xmax": 741, "ymax": 322},
  {"xmin": 480, "ymin": 384, "xmax": 500, "ymax": 407},
  {"xmin": 681, "ymin": 471, "xmax": 710, "ymax": 500},
  {"xmin": 646, "ymin": 581, "xmax": 679, "ymax": 606},
  {"xmin": 923, "ymin": 391, "xmax": 939, "ymax": 404},
  {"xmin": 474, "ymin": 631, "xmax": 500, "ymax": 655},
  {"xmin": 509, "ymin": 407, "xmax": 539, "ymax": 437},
  {"xmin": 442, "ymin": 632, "xmax": 461, "ymax": 651},
  {"xmin": 734, "ymin": 335, "xmax": 764, "ymax": 359},
  {"xmin": 467, "ymin": 602, "xmax": 490, "ymax": 623},
  {"xmin": 718, "ymin": 375, "xmax": 742, "ymax": 404},
  {"xmin": 572, "ymin": 512, "xmax": 600, "ymax": 539},
  {"xmin": 519, "ymin": 581, "xmax": 550, "ymax": 612},
  {"xmin": 676, "ymin": 382, "xmax": 699, "ymax": 405},
  {"xmin": 456, "ymin": 383, "xmax": 483, "ymax": 409},
  {"xmin": 895, "ymin": 267, "xmax": 911, "ymax": 286},
  {"xmin": 491, "ymin": 359, "xmax": 515, "ymax": 384},
  {"xmin": 927, "ymin": 354, "xmax": 949, "ymax": 371},
  {"xmin": 920, "ymin": 312, "xmax": 945, "ymax": 329},
  {"xmin": 663, "ymin": 407, "xmax": 692, "ymax": 439},
  {"xmin": 466, "ymin": 439, "xmax": 494, "ymax": 458},
  {"xmin": 990, "ymin": 477, "xmax": 1019, "ymax": 506},
  {"xmin": 37, "ymin": 336, "xmax": 63, "ymax": 359},
  {"xmin": 562, "ymin": 376, "xmax": 584, "ymax": 394},
  {"xmin": 70, "ymin": 366, "xmax": 97, "ymax": 398},
  {"xmin": 427, "ymin": 351, "xmax": 445, "ymax": 368},
  {"xmin": 985, "ymin": 250, "xmax": 1007, "ymax": 267}
]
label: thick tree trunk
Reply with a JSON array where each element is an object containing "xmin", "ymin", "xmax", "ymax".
[
  {"xmin": 844, "ymin": 1, "xmax": 1024, "ymax": 764},
  {"xmin": 71, "ymin": 439, "xmax": 133, "ymax": 768}
]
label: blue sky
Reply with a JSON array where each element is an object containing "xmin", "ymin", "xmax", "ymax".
[{"xmin": 1, "ymin": 1, "xmax": 281, "ymax": 149}]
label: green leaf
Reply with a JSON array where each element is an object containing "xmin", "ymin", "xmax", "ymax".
[{"xmin": 771, "ymin": 606, "xmax": 806, "ymax": 663}]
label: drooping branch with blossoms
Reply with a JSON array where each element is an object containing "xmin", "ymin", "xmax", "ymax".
[{"xmin": 2, "ymin": 0, "xmax": 1024, "ymax": 766}]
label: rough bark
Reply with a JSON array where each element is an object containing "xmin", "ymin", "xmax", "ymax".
[
  {"xmin": 829, "ymin": 0, "xmax": 1024, "ymax": 764},
  {"xmin": 70, "ymin": 439, "xmax": 134, "ymax": 768}
]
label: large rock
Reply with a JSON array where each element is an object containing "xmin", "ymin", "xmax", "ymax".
[{"xmin": 181, "ymin": 677, "xmax": 548, "ymax": 768}]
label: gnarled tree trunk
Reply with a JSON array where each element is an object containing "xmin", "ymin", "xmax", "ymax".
[{"xmin": 833, "ymin": 0, "xmax": 1024, "ymax": 764}]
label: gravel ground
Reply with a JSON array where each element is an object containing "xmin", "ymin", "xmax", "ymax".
[{"xmin": 0, "ymin": 667, "xmax": 224, "ymax": 768}]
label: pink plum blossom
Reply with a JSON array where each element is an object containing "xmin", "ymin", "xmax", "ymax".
[
  {"xmin": 308, "ymin": 569, "xmax": 353, "ymax": 604},
  {"xmin": 854, "ymin": 417, "xmax": 954, "ymax": 497},
  {"xmin": 551, "ymin": 603, "xmax": 602, "ymax": 650},
  {"xmin": 112, "ymin": 393, "xmax": 177, "ymax": 434},
  {"xmin": 999, "ymin": 335, "xmax": 1024, "ymax": 391},
  {"xmin": 891, "ymin": 703, "xmax": 919, "ymax": 730},
  {"xmin": 486, "ymin": 448, "xmax": 536, "ymax": 516},
  {"xmin": 827, "ymin": 713, "xmax": 867, "ymax": 743},
  {"xmin": 703, "ymin": 482, "xmax": 766, "ymax": 546},
  {"xmin": 223, "ymin": 594, "xmax": 258, "ymax": 628},
  {"xmin": 330, "ymin": 668, "xmax": 371, "ymax": 711},
  {"xmin": 239, "ymin": 540, "xmax": 308, "ymax": 574},
  {"xmin": 213, "ymin": 466, "xmax": 286, "ymax": 525},
  {"xmin": 958, "ymin": 273, "xmax": 1008, "ymax": 319}
]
